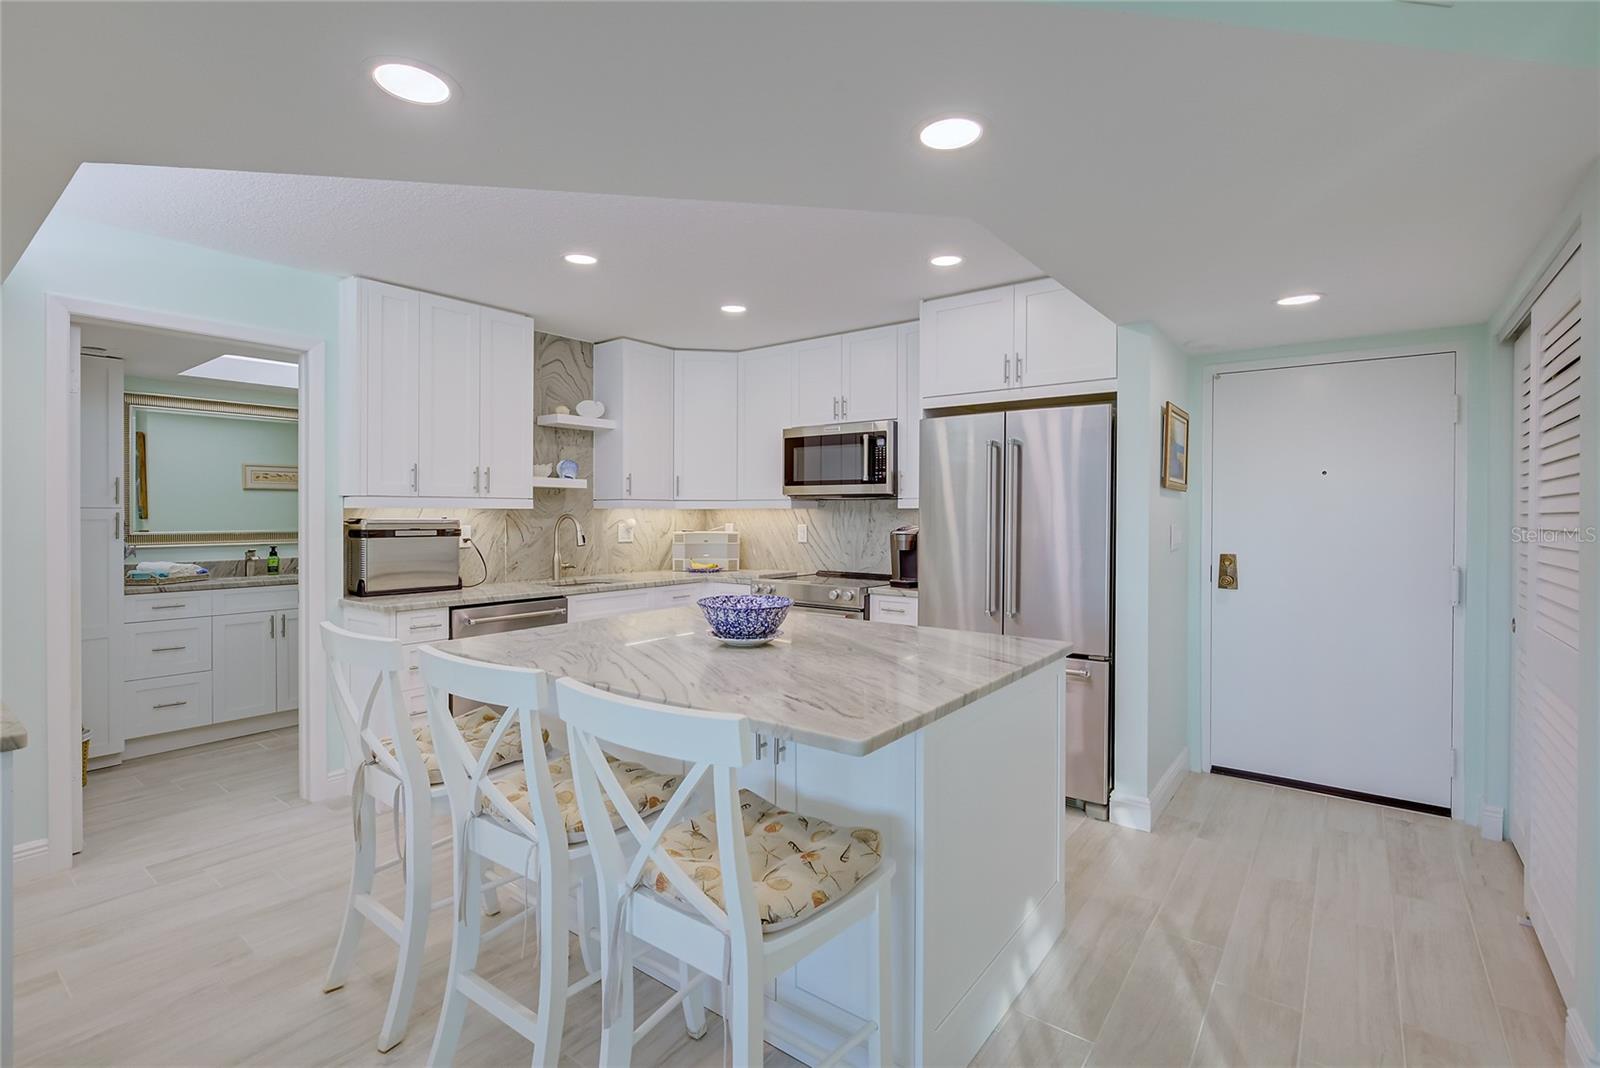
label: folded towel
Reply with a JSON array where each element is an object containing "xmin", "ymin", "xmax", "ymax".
[{"xmin": 128, "ymin": 563, "xmax": 210, "ymax": 580}]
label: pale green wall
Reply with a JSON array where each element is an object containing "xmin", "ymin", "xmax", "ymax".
[
  {"xmin": 1, "ymin": 215, "xmax": 340, "ymax": 844},
  {"xmin": 133, "ymin": 407, "xmax": 297, "ymax": 533},
  {"xmin": 1183, "ymin": 325, "xmax": 1504, "ymax": 831}
]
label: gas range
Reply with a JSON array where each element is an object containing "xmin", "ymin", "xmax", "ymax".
[{"xmin": 750, "ymin": 571, "xmax": 889, "ymax": 618}]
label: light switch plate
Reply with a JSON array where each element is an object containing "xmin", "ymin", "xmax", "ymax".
[
  {"xmin": 796, "ymin": 523, "xmax": 808, "ymax": 544},
  {"xmin": 1169, "ymin": 523, "xmax": 1183, "ymax": 552}
]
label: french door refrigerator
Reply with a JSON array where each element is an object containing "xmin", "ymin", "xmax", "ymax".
[{"xmin": 921, "ymin": 403, "xmax": 1114, "ymax": 813}]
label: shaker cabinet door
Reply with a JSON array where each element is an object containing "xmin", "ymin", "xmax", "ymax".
[
  {"xmin": 792, "ymin": 335, "xmax": 845, "ymax": 425},
  {"xmin": 842, "ymin": 326, "xmax": 899, "ymax": 422},
  {"xmin": 361, "ymin": 281, "xmax": 422, "ymax": 496},
  {"xmin": 738, "ymin": 344, "xmax": 795, "ymax": 501},
  {"xmin": 212, "ymin": 612, "xmax": 278, "ymax": 724},
  {"xmin": 478, "ymin": 307, "xmax": 536, "ymax": 500},
  {"xmin": 276, "ymin": 610, "xmax": 300, "ymax": 714},
  {"xmin": 675, "ymin": 351, "xmax": 740, "ymax": 500},
  {"xmin": 417, "ymin": 293, "xmax": 482, "ymax": 497},
  {"xmin": 921, "ymin": 286, "xmax": 1014, "ymax": 399},
  {"xmin": 1013, "ymin": 278, "xmax": 1116, "ymax": 388}
]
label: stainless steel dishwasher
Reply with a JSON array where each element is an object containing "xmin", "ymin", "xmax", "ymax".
[{"xmin": 447, "ymin": 597, "xmax": 569, "ymax": 711}]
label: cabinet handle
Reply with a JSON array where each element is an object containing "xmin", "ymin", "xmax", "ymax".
[
  {"xmin": 1003, "ymin": 353, "xmax": 1010, "ymax": 384},
  {"xmin": 152, "ymin": 700, "xmax": 188, "ymax": 710},
  {"xmin": 473, "ymin": 466, "xmax": 481, "ymax": 493},
  {"xmin": 484, "ymin": 466, "xmax": 491, "ymax": 494},
  {"xmin": 411, "ymin": 463, "xmax": 418, "ymax": 491},
  {"xmin": 407, "ymin": 621, "xmax": 439, "ymax": 631},
  {"xmin": 842, "ymin": 395, "xmax": 848, "ymax": 418},
  {"xmin": 755, "ymin": 733, "xmax": 767, "ymax": 759},
  {"xmin": 281, "ymin": 613, "xmax": 287, "ymax": 635},
  {"xmin": 1015, "ymin": 352, "xmax": 1023, "ymax": 384},
  {"xmin": 775, "ymin": 737, "xmax": 788, "ymax": 763},
  {"xmin": 114, "ymin": 513, "xmax": 120, "ymax": 540},
  {"xmin": 676, "ymin": 474, "xmax": 681, "ymax": 497},
  {"xmin": 833, "ymin": 396, "xmax": 840, "ymax": 419},
  {"xmin": 626, "ymin": 473, "xmax": 632, "ymax": 496},
  {"xmin": 150, "ymin": 604, "xmax": 186, "ymax": 612},
  {"xmin": 152, "ymin": 645, "xmax": 187, "ymax": 653},
  {"xmin": 113, "ymin": 476, "xmax": 120, "ymax": 504},
  {"xmin": 269, "ymin": 615, "xmax": 275, "ymax": 639}
]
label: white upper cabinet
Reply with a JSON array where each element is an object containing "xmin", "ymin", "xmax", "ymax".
[
  {"xmin": 341, "ymin": 278, "xmax": 535, "ymax": 502},
  {"xmin": 738, "ymin": 343, "xmax": 795, "ymax": 501},
  {"xmin": 843, "ymin": 325, "xmax": 900, "ymax": 422},
  {"xmin": 1012, "ymin": 278, "xmax": 1117, "ymax": 388},
  {"xmin": 921, "ymin": 279, "xmax": 1115, "ymax": 405},
  {"xmin": 792, "ymin": 335, "xmax": 845, "ymax": 425},
  {"xmin": 80, "ymin": 351, "xmax": 125, "ymax": 508},
  {"xmin": 674, "ymin": 350, "xmax": 740, "ymax": 501},
  {"xmin": 921, "ymin": 286, "xmax": 1014, "ymax": 398},
  {"xmin": 478, "ymin": 307, "xmax": 536, "ymax": 500},
  {"xmin": 897, "ymin": 324, "xmax": 920, "ymax": 508},
  {"xmin": 417, "ymin": 293, "xmax": 482, "ymax": 498},
  {"xmin": 593, "ymin": 339, "xmax": 676, "ymax": 504}
]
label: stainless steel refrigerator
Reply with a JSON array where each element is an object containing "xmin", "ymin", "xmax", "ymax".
[{"xmin": 920, "ymin": 403, "xmax": 1114, "ymax": 815}]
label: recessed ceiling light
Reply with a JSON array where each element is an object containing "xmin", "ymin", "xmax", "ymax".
[
  {"xmin": 564, "ymin": 253, "xmax": 598, "ymax": 266},
  {"xmin": 720, "ymin": 305, "xmax": 747, "ymax": 315},
  {"xmin": 371, "ymin": 61, "xmax": 452, "ymax": 105},
  {"xmin": 1275, "ymin": 293, "xmax": 1323, "ymax": 306},
  {"xmin": 180, "ymin": 354, "xmax": 299, "ymax": 390},
  {"xmin": 919, "ymin": 117, "xmax": 983, "ymax": 151},
  {"xmin": 930, "ymin": 254, "xmax": 964, "ymax": 268}
]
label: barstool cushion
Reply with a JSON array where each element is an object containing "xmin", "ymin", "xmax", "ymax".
[
  {"xmin": 491, "ymin": 754, "xmax": 681, "ymax": 844},
  {"xmin": 644, "ymin": 790, "xmax": 884, "ymax": 931},
  {"xmin": 390, "ymin": 706, "xmax": 547, "ymax": 785}
]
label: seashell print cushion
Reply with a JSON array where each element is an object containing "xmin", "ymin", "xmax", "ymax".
[
  {"xmin": 489, "ymin": 754, "xmax": 681, "ymax": 845},
  {"xmin": 642, "ymin": 790, "xmax": 884, "ymax": 931},
  {"xmin": 386, "ymin": 705, "xmax": 547, "ymax": 785}
]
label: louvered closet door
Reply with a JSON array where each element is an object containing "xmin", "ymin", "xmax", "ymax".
[
  {"xmin": 1510, "ymin": 329, "xmax": 1533, "ymax": 849},
  {"xmin": 1521, "ymin": 244, "xmax": 1583, "ymax": 1004}
]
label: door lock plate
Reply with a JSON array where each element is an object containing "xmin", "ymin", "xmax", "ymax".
[{"xmin": 1218, "ymin": 553, "xmax": 1238, "ymax": 590}]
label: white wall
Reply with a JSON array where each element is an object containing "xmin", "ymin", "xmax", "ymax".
[{"xmin": 1, "ymin": 215, "xmax": 340, "ymax": 846}]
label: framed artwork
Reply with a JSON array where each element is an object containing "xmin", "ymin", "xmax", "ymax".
[
  {"xmin": 242, "ymin": 464, "xmax": 299, "ymax": 490},
  {"xmin": 1161, "ymin": 402, "xmax": 1189, "ymax": 491}
]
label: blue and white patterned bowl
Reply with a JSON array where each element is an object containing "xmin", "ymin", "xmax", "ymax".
[{"xmin": 698, "ymin": 594, "xmax": 792, "ymax": 640}]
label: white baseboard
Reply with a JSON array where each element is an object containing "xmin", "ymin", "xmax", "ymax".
[
  {"xmin": 13, "ymin": 837, "xmax": 54, "ymax": 882},
  {"xmin": 1479, "ymin": 804, "xmax": 1505, "ymax": 841},
  {"xmin": 1109, "ymin": 747, "xmax": 1190, "ymax": 833},
  {"xmin": 1567, "ymin": 1008, "xmax": 1599, "ymax": 1068},
  {"xmin": 311, "ymin": 767, "xmax": 348, "ymax": 805}
]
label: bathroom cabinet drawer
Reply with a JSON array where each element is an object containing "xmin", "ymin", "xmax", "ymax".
[
  {"xmin": 125, "ymin": 619, "xmax": 213, "ymax": 679},
  {"xmin": 124, "ymin": 590, "xmax": 215, "ymax": 623},
  {"xmin": 396, "ymin": 608, "xmax": 449, "ymax": 642},
  {"xmin": 124, "ymin": 673, "xmax": 212, "ymax": 738},
  {"xmin": 214, "ymin": 585, "xmax": 297, "ymax": 616}
]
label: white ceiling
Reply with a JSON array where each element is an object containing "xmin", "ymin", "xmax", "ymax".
[
  {"xmin": 5, "ymin": 2, "xmax": 1597, "ymax": 353},
  {"xmin": 79, "ymin": 320, "xmax": 300, "ymax": 384},
  {"xmin": 54, "ymin": 167, "xmax": 1042, "ymax": 350}
]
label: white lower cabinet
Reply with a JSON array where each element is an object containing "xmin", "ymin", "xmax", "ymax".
[
  {"xmin": 211, "ymin": 611, "xmax": 290, "ymax": 724},
  {"xmin": 124, "ymin": 674, "xmax": 213, "ymax": 738},
  {"xmin": 567, "ymin": 582, "xmax": 749, "ymax": 622},
  {"xmin": 869, "ymin": 595, "xmax": 918, "ymax": 626}
]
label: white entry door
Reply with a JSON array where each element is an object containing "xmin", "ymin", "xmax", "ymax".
[{"xmin": 1209, "ymin": 352, "xmax": 1458, "ymax": 809}]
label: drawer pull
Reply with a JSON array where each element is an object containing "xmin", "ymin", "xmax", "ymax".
[
  {"xmin": 151, "ymin": 645, "xmax": 188, "ymax": 653},
  {"xmin": 150, "ymin": 604, "xmax": 187, "ymax": 612},
  {"xmin": 408, "ymin": 621, "xmax": 441, "ymax": 631},
  {"xmin": 152, "ymin": 700, "xmax": 188, "ymax": 709}
]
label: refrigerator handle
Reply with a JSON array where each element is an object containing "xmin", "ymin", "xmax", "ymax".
[
  {"xmin": 986, "ymin": 439, "xmax": 1002, "ymax": 616},
  {"xmin": 1006, "ymin": 437, "xmax": 1022, "ymax": 618}
]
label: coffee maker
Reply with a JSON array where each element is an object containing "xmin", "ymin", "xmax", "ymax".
[{"xmin": 889, "ymin": 525, "xmax": 919, "ymax": 588}]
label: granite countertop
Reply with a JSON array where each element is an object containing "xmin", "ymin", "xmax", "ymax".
[
  {"xmin": 434, "ymin": 606, "xmax": 1067, "ymax": 756},
  {"xmin": 126, "ymin": 573, "xmax": 298, "ymax": 595},
  {"xmin": 342, "ymin": 570, "xmax": 777, "ymax": 612},
  {"xmin": 869, "ymin": 584, "xmax": 918, "ymax": 599},
  {"xmin": 1, "ymin": 704, "xmax": 27, "ymax": 753}
]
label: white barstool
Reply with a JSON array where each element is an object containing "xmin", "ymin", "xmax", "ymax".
[
  {"xmin": 421, "ymin": 646, "xmax": 689, "ymax": 1066},
  {"xmin": 559, "ymin": 677, "xmax": 896, "ymax": 1068},
  {"xmin": 319, "ymin": 622, "xmax": 512, "ymax": 1053}
]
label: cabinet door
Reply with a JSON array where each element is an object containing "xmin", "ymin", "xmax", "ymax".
[
  {"xmin": 417, "ymin": 293, "xmax": 482, "ymax": 497},
  {"xmin": 80, "ymin": 352, "xmax": 124, "ymax": 507},
  {"xmin": 212, "ymin": 611, "xmax": 278, "ymax": 723},
  {"xmin": 921, "ymin": 286, "xmax": 1014, "ymax": 398},
  {"xmin": 275, "ymin": 610, "xmax": 299, "ymax": 713},
  {"xmin": 738, "ymin": 344, "xmax": 794, "ymax": 501},
  {"xmin": 897, "ymin": 324, "xmax": 920, "ymax": 506},
  {"xmin": 567, "ymin": 589, "xmax": 656, "ymax": 622},
  {"xmin": 792, "ymin": 335, "xmax": 845, "ymax": 425},
  {"xmin": 1013, "ymin": 278, "xmax": 1117, "ymax": 387},
  {"xmin": 626, "ymin": 343, "xmax": 677, "ymax": 501},
  {"xmin": 738, "ymin": 740, "xmax": 778, "ymax": 804},
  {"xmin": 362, "ymin": 281, "xmax": 422, "ymax": 496},
  {"xmin": 674, "ymin": 351, "xmax": 740, "ymax": 500},
  {"xmin": 478, "ymin": 308, "xmax": 536, "ymax": 500},
  {"xmin": 843, "ymin": 326, "xmax": 899, "ymax": 422},
  {"xmin": 81, "ymin": 509, "xmax": 122, "ymax": 756}
]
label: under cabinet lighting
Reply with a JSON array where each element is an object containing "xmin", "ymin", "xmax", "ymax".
[{"xmin": 180, "ymin": 354, "xmax": 299, "ymax": 389}]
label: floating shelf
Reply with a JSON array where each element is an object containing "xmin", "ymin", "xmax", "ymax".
[
  {"xmin": 537, "ymin": 414, "xmax": 617, "ymax": 432},
  {"xmin": 532, "ymin": 476, "xmax": 588, "ymax": 490}
]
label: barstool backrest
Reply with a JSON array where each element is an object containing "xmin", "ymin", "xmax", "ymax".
[
  {"xmin": 320, "ymin": 621, "xmax": 427, "ymax": 789},
  {"xmin": 556, "ymin": 677, "xmax": 761, "ymax": 949}
]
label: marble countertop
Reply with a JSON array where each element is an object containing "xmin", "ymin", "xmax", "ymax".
[
  {"xmin": 869, "ymin": 584, "xmax": 919, "ymax": 599},
  {"xmin": 342, "ymin": 570, "xmax": 775, "ymax": 612},
  {"xmin": 434, "ymin": 606, "xmax": 1067, "ymax": 756},
  {"xmin": 126, "ymin": 574, "xmax": 298, "ymax": 595},
  {"xmin": 1, "ymin": 704, "xmax": 27, "ymax": 752}
]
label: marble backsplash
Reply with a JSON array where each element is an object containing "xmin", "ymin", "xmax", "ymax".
[{"xmin": 345, "ymin": 331, "xmax": 919, "ymax": 583}]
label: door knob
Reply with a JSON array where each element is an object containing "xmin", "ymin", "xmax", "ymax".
[{"xmin": 1218, "ymin": 553, "xmax": 1238, "ymax": 590}]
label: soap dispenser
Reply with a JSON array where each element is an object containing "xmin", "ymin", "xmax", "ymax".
[{"xmin": 266, "ymin": 546, "xmax": 280, "ymax": 575}]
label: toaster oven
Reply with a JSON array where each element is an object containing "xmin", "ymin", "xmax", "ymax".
[{"xmin": 344, "ymin": 518, "xmax": 462, "ymax": 597}]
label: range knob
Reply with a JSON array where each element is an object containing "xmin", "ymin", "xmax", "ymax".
[
  {"xmin": 842, "ymin": 589, "xmax": 856, "ymax": 602},
  {"xmin": 827, "ymin": 589, "xmax": 841, "ymax": 601}
]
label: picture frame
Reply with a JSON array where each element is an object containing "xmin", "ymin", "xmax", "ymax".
[
  {"xmin": 1161, "ymin": 401, "xmax": 1189, "ymax": 491},
  {"xmin": 242, "ymin": 463, "xmax": 299, "ymax": 490}
]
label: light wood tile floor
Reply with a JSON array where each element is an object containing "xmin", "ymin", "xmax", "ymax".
[{"xmin": 16, "ymin": 734, "xmax": 1566, "ymax": 1067}]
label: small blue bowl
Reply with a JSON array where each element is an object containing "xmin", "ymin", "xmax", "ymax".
[{"xmin": 698, "ymin": 594, "xmax": 792, "ymax": 640}]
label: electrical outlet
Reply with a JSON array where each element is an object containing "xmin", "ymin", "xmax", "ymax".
[
  {"xmin": 617, "ymin": 524, "xmax": 634, "ymax": 544},
  {"xmin": 797, "ymin": 523, "xmax": 808, "ymax": 544},
  {"xmin": 460, "ymin": 524, "xmax": 473, "ymax": 546}
]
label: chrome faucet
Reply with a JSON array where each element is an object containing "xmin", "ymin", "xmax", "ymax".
[{"xmin": 553, "ymin": 513, "xmax": 588, "ymax": 578}]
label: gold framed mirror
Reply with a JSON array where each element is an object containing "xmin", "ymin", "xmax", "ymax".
[{"xmin": 122, "ymin": 392, "xmax": 299, "ymax": 547}]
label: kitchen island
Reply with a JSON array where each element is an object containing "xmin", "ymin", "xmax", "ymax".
[{"xmin": 435, "ymin": 606, "xmax": 1069, "ymax": 1067}]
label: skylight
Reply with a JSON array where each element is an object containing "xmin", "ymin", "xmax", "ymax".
[{"xmin": 179, "ymin": 354, "xmax": 299, "ymax": 390}]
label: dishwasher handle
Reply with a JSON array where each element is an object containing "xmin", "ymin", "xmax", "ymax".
[{"xmin": 456, "ymin": 606, "xmax": 567, "ymax": 629}]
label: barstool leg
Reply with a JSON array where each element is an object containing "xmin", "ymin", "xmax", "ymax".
[
  {"xmin": 728, "ymin": 959, "xmax": 764, "ymax": 1068},
  {"xmin": 323, "ymin": 789, "xmax": 376, "ymax": 993},
  {"xmin": 531, "ymin": 848, "xmax": 568, "ymax": 1066},
  {"xmin": 597, "ymin": 926, "xmax": 636, "ymax": 1067},
  {"xmin": 431, "ymin": 845, "xmax": 484, "ymax": 1066},
  {"xmin": 678, "ymin": 960, "xmax": 707, "ymax": 1039},
  {"xmin": 378, "ymin": 785, "xmax": 431, "ymax": 1052},
  {"xmin": 868, "ymin": 879, "xmax": 895, "ymax": 1067}
]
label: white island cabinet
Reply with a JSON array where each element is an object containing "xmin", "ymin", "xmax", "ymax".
[{"xmin": 436, "ymin": 606, "xmax": 1068, "ymax": 1067}]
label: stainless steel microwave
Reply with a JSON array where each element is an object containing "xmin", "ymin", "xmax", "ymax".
[{"xmin": 782, "ymin": 420, "xmax": 897, "ymax": 499}]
